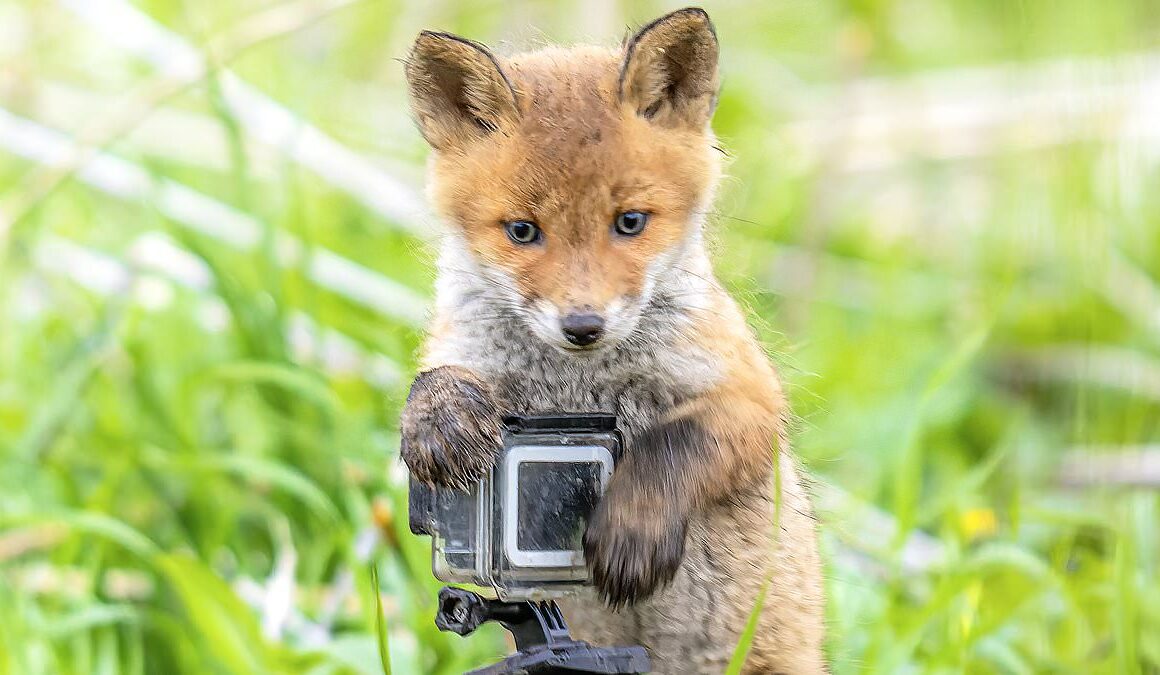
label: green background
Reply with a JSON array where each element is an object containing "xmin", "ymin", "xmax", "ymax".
[{"xmin": 1, "ymin": 0, "xmax": 1158, "ymax": 673}]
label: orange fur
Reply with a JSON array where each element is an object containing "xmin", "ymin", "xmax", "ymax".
[{"xmin": 410, "ymin": 23, "xmax": 719, "ymax": 314}]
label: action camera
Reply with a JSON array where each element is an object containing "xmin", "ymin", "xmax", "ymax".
[{"xmin": 408, "ymin": 414, "xmax": 620, "ymax": 601}]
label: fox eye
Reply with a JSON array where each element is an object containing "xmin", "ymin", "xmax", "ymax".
[
  {"xmin": 614, "ymin": 211, "xmax": 649, "ymax": 236},
  {"xmin": 504, "ymin": 220, "xmax": 541, "ymax": 245}
]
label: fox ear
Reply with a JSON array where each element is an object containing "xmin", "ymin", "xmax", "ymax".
[
  {"xmin": 404, "ymin": 31, "xmax": 519, "ymax": 150},
  {"xmin": 619, "ymin": 8, "xmax": 719, "ymax": 131}
]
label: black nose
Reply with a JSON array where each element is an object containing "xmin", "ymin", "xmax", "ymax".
[{"xmin": 560, "ymin": 312, "xmax": 605, "ymax": 346}]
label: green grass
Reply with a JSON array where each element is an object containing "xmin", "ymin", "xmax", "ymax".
[{"xmin": 2, "ymin": 1, "xmax": 1159, "ymax": 673}]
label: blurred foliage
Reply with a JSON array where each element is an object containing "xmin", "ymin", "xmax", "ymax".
[{"xmin": 2, "ymin": 0, "xmax": 1159, "ymax": 673}]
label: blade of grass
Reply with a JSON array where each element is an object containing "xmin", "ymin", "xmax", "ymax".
[
  {"xmin": 893, "ymin": 322, "xmax": 991, "ymax": 547},
  {"xmin": 201, "ymin": 360, "xmax": 342, "ymax": 419},
  {"xmin": 63, "ymin": 0, "xmax": 430, "ymax": 234},
  {"xmin": 914, "ymin": 408, "xmax": 1024, "ymax": 529},
  {"xmin": 11, "ymin": 301, "xmax": 125, "ymax": 461},
  {"xmin": 724, "ymin": 577, "xmax": 772, "ymax": 675},
  {"xmin": 157, "ymin": 553, "xmax": 270, "ymax": 674},
  {"xmin": 0, "ymin": 0, "xmax": 369, "ymax": 242},
  {"xmin": 725, "ymin": 432, "xmax": 784, "ymax": 674},
  {"xmin": 176, "ymin": 453, "xmax": 342, "ymax": 524},
  {"xmin": 0, "ymin": 511, "xmax": 159, "ymax": 560},
  {"xmin": 1114, "ymin": 514, "xmax": 1141, "ymax": 675},
  {"xmin": 44, "ymin": 604, "xmax": 139, "ymax": 639},
  {"xmin": 0, "ymin": 110, "xmax": 429, "ymax": 325},
  {"xmin": 369, "ymin": 563, "xmax": 392, "ymax": 675}
]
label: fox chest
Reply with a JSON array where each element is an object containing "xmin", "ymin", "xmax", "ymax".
[
  {"xmin": 469, "ymin": 340, "xmax": 719, "ymax": 443},
  {"xmin": 494, "ymin": 367, "xmax": 678, "ymax": 442}
]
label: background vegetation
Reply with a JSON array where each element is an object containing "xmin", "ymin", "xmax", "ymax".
[{"xmin": 2, "ymin": 0, "xmax": 1159, "ymax": 673}]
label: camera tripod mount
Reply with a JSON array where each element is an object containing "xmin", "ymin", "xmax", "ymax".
[{"xmin": 434, "ymin": 586, "xmax": 651, "ymax": 675}]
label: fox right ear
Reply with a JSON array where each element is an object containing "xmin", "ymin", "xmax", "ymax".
[{"xmin": 404, "ymin": 31, "xmax": 519, "ymax": 151}]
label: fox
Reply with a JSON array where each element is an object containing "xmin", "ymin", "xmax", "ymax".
[{"xmin": 398, "ymin": 7, "xmax": 826, "ymax": 674}]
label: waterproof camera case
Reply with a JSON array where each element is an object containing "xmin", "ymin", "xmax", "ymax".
[{"xmin": 409, "ymin": 414, "xmax": 619, "ymax": 601}]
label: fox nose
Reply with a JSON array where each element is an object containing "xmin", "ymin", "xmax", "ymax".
[{"xmin": 560, "ymin": 312, "xmax": 605, "ymax": 347}]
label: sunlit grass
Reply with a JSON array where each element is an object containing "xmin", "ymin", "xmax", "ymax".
[{"xmin": 2, "ymin": 1, "xmax": 1159, "ymax": 673}]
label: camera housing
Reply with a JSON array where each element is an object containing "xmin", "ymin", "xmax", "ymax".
[{"xmin": 409, "ymin": 414, "xmax": 620, "ymax": 601}]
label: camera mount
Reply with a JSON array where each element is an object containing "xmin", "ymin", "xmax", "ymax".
[
  {"xmin": 435, "ymin": 586, "xmax": 651, "ymax": 675},
  {"xmin": 410, "ymin": 413, "xmax": 650, "ymax": 673}
]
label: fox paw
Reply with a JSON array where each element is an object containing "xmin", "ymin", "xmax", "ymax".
[
  {"xmin": 583, "ymin": 493, "xmax": 688, "ymax": 608},
  {"xmin": 400, "ymin": 366, "xmax": 503, "ymax": 490}
]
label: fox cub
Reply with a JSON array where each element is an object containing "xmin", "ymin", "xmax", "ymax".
[{"xmin": 399, "ymin": 8, "xmax": 825, "ymax": 674}]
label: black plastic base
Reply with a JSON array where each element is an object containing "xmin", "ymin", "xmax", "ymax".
[
  {"xmin": 467, "ymin": 641, "xmax": 650, "ymax": 675},
  {"xmin": 434, "ymin": 587, "xmax": 650, "ymax": 675}
]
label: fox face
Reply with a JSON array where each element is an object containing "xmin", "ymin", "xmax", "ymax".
[{"xmin": 406, "ymin": 9, "xmax": 721, "ymax": 351}]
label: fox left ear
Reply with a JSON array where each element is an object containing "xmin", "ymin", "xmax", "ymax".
[{"xmin": 619, "ymin": 7, "xmax": 719, "ymax": 131}]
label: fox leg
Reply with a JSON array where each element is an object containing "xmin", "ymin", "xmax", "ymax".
[
  {"xmin": 583, "ymin": 388, "xmax": 782, "ymax": 607},
  {"xmin": 399, "ymin": 365, "xmax": 504, "ymax": 490}
]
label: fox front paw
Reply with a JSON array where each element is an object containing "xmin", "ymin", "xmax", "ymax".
[
  {"xmin": 583, "ymin": 493, "xmax": 688, "ymax": 608},
  {"xmin": 400, "ymin": 366, "xmax": 503, "ymax": 490}
]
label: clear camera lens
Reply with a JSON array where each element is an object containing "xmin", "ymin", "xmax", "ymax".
[{"xmin": 517, "ymin": 461, "xmax": 602, "ymax": 552}]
